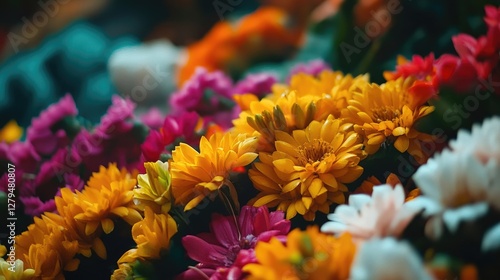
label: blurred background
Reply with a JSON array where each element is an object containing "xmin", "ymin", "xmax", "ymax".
[{"xmin": 0, "ymin": 0, "xmax": 496, "ymax": 129}]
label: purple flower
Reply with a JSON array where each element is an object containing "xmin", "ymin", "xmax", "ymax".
[
  {"xmin": 19, "ymin": 148, "xmax": 83, "ymax": 216},
  {"xmin": 232, "ymin": 73, "xmax": 277, "ymax": 97},
  {"xmin": 26, "ymin": 94, "xmax": 78, "ymax": 156},
  {"xmin": 170, "ymin": 67, "xmax": 234, "ymax": 116},
  {"xmin": 179, "ymin": 206, "xmax": 290, "ymax": 280},
  {"xmin": 287, "ymin": 59, "xmax": 331, "ymax": 81}
]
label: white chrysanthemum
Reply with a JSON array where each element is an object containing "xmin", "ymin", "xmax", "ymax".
[
  {"xmin": 321, "ymin": 185, "xmax": 422, "ymax": 241},
  {"xmin": 449, "ymin": 116, "xmax": 500, "ymax": 164},
  {"xmin": 350, "ymin": 238, "xmax": 433, "ymax": 280},
  {"xmin": 413, "ymin": 149, "xmax": 500, "ymax": 209}
]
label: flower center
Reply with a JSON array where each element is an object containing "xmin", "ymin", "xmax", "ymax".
[
  {"xmin": 371, "ymin": 106, "xmax": 402, "ymax": 122},
  {"xmin": 297, "ymin": 139, "xmax": 333, "ymax": 165}
]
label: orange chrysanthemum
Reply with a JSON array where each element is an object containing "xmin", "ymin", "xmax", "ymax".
[
  {"xmin": 243, "ymin": 226, "xmax": 356, "ymax": 280},
  {"xmin": 170, "ymin": 132, "xmax": 258, "ymax": 211},
  {"xmin": 118, "ymin": 206, "xmax": 177, "ymax": 264},
  {"xmin": 249, "ymin": 115, "xmax": 364, "ymax": 221},
  {"xmin": 15, "ymin": 213, "xmax": 79, "ymax": 279},
  {"xmin": 342, "ymin": 77, "xmax": 435, "ymax": 163},
  {"xmin": 55, "ymin": 164, "xmax": 142, "ymax": 259},
  {"xmin": 178, "ymin": 7, "xmax": 304, "ymax": 86}
]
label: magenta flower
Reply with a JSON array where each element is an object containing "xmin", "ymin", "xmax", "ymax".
[
  {"xmin": 232, "ymin": 73, "xmax": 277, "ymax": 97},
  {"xmin": 141, "ymin": 111, "xmax": 201, "ymax": 162},
  {"xmin": 170, "ymin": 67, "xmax": 235, "ymax": 128},
  {"xmin": 287, "ymin": 59, "xmax": 331, "ymax": 81},
  {"xmin": 19, "ymin": 148, "xmax": 84, "ymax": 216},
  {"xmin": 178, "ymin": 206, "xmax": 290, "ymax": 280},
  {"xmin": 26, "ymin": 94, "xmax": 78, "ymax": 156},
  {"xmin": 94, "ymin": 95, "xmax": 136, "ymax": 139},
  {"xmin": 1, "ymin": 141, "xmax": 40, "ymax": 173},
  {"xmin": 140, "ymin": 107, "xmax": 165, "ymax": 130},
  {"xmin": 72, "ymin": 96, "xmax": 145, "ymax": 172}
]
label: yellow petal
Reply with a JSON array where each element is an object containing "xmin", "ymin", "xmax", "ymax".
[
  {"xmin": 101, "ymin": 218, "xmax": 115, "ymax": 234},
  {"xmin": 93, "ymin": 238, "xmax": 107, "ymax": 259},
  {"xmin": 64, "ymin": 259, "xmax": 80, "ymax": 272},
  {"xmin": 273, "ymin": 158, "xmax": 296, "ymax": 174},
  {"xmin": 253, "ymin": 194, "xmax": 281, "ymax": 207},
  {"xmin": 392, "ymin": 127, "xmax": 407, "ymax": 136},
  {"xmin": 85, "ymin": 221, "xmax": 99, "ymax": 236},
  {"xmin": 394, "ymin": 136, "xmax": 410, "ymax": 152}
]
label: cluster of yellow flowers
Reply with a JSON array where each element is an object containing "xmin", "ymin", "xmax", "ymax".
[
  {"xmin": 233, "ymin": 71, "xmax": 434, "ymax": 221},
  {"xmin": 166, "ymin": 71, "xmax": 435, "ymax": 223},
  {"xmin": 2, "ymin": 163, "xmax": 177, "ymax": 280}
]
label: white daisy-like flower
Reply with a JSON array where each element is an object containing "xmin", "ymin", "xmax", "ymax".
[
  {"xmin": 449, "ymin": 116, "xmax": 500, "ymax": 164},
  {"xmin": 321, "ymin": 185, "xmax": 422, "ymax": 242},
  {"xmin": 413, "ymin": 149, "xmax": 500, "ymax": 209},
  {"xmin": 350, "ymin": 237, "xmax": 433, "ymax": 280}
]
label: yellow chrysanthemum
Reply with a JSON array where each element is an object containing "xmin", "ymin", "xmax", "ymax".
[
  {"xmin": 118, "ymin": 206, "xmax": 177, "ymax": 264},
  {"xmin": 134, "ymin": 160, "xmax": 172, "ymax": 214},
  {"xmin": 0, "ymin": 258, "xmax": 35, "ymax": 280},
  {"xmin": 233, "ymin": 71, "xmax": 369, "ymax": 153},
  {"xmin": 14, "ymin": 213, "xmax": 79, "ymax": 280},
  {"xmin": 342, "ymin": 77, "xmax": 434, "ymax": 162},
  {"xmin": 249, "ymin": 115, "xmax": 364, "ymax": 220},
  {"xmin": 0, "ymin": 120, "xmax": 23, "ymax": 144},
  {"xmin": 243, "ymin": 226, "xmax": 356, "ymax": 280},
  {"xmin": 171, "ymin": 132, "xmax": 258, "ymax": 211},
  {"xmin": 233, "ymin": 91, "xmax": 325, "ymax": 153},
  {"xmin": 55, "ymin": 164, "xmax": 142, "ymax": 259}
]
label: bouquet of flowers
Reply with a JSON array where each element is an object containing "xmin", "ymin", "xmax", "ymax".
[{"xmin": 1, "ymin": 1, "xmax": 500, "ymax": 279}]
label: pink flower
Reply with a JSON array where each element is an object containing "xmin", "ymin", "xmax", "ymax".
[
  {"xmin": 170, "ymin": 67, "xmax": 234, "ymax": 115},
  {"xmin": 321, "ymin": 185, "xmax": 422, "ymax": 243},
  {"xmin": 178, "ymin": 206, "xmax": 290, "ymax": 280},
  {"xmin": 484, "ymin": 5, "xmax": 500, "ymax": 30},
  {"xmin": 232, "ymin": 73, "xmax": 277, "ymax": 97},
  {"xmin": 170, "ymin": 67, "xmax": 237, "ymax": 129},
  {"xmin": 141, "ymin": 111, "xmax": 201, "ymax": 162},
  {"xmin": 139, "ymin": 107, "xmax": 165, "ymax": 130},
  {"xmin": 26, "ymin": 94, "xmax": 78, "ymax": 156}
]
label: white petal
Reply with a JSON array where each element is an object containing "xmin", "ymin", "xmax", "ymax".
[
  {"xmin": 350, "ymin": 238, "xmax": 433, "ymax": 280},
  {"xmin": 482, "ymin": 223, "xmax": 500, "ymax": 252},
  {"xmin": 348, "ymin": 194, "xmax": 371, "ymax": 210},
  {"xmin": 442, "ymin": 203, "xmax": 489, "ymax": 233},
  {"xmin": 321, "ymin": 221, "xmax": 347, "ymax": 235}
]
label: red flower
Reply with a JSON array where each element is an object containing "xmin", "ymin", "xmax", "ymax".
[{"xmin": 384, "ymin": 54, "xmax": 439, "ymax": 103}]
